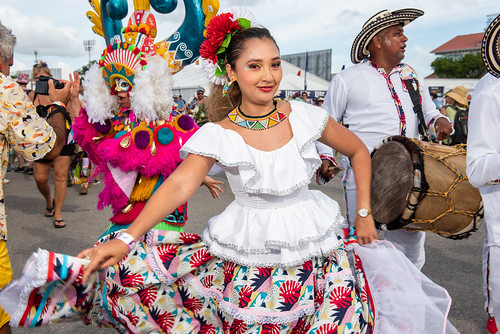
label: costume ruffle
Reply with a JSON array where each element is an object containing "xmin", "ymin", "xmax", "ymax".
[
  {"xmin": 180, "ymin": 101, "xmax": 329, "ymax": 196},
  {"xmin": 203, "ymin": 189, "xmax": 345, "ymax": 267},
  {"xmin": 0, "ymin": 230, "xmax": 373, "ymax": 333}
]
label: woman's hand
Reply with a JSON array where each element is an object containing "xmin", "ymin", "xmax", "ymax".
[
  {"xmin": 77, "ymin": 239, "xmax": 129, "ymax": 284},
  {"xmin": 354, "ymin": 216, "xmax": 378, "ymax": 245},
  {"xmin": 202, "ymin": 176, "xmax": 224, "ymax": 199},
  {"xmin": 69, "ymin": 71, "xmax": 81, "ymax": 101}
]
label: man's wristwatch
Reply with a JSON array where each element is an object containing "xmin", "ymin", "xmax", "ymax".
[
  {"xmin": 116, "ymin": 232, "xmax": 137, "ymax": 251},
  {"xmin": 357, "ymin": 208, "xmax": 372, "ymax": 218}
]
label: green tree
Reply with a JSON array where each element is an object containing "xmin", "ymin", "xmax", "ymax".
[{"xmin": 431, "ymin": 53, "xmax": 487, "ymax": 78}]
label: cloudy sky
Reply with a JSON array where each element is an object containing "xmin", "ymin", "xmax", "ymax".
[{"xmin": 2, "ymin": 0, "xmax": 498, "ymax": 80}]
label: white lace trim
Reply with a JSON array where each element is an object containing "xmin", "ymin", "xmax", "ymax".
[
  {"xmin": 203, "ymin": 210, "xmax": 344, "ymax": 254},
  {"xmin": 203, "ymin": 242, "xmax": 340, "ymax": 268},
  {"xmin": 1, "ymin": 249, "xmax": 50, "ymax": 325},
  {"xmin": 296, "ymin": 110, "xmax": 330, "ymax": 155},
  {"xmin": 181, "ymin": 140, "xmax": 323, "ymax": 197}
]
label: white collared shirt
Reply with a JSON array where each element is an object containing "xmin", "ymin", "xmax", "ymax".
[
  {"xmin": 466, "ymin": 73, "xmax": 500, "ymax": 246},
  {"xmin": 466, "ymin": 73, "xmax": 500, "ymax": 189},
  {"xmin": 323, "ymin": 61, "xmax": 444, "ymax": 153}
]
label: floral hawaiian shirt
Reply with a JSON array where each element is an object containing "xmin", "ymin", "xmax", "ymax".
[{"xmin": 0, "ymin": 73, "xmax": 56, "ymax": 241}]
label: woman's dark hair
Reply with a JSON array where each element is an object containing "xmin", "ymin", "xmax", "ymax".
[{"xmin": 206, "ymin": 27, "xmax": 279, "ymax": 122}]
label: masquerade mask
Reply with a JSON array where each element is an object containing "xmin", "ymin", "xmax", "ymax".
[{"xmin": 115, "ymin": 78, "xmax": 132, "ymax": 92}]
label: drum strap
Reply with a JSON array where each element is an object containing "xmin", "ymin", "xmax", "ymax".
[{"xmin": 403, "ymin": 79, "xmax": 429, "ymax": 142}]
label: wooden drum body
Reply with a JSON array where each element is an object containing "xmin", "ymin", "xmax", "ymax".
[{"xmin": 371, "ymin": 136, "xmax": 483, "ymax": 239}]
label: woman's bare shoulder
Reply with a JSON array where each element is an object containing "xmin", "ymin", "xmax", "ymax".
[
  {"xmin": 276, "ymin": 100, "xmax": 291, "ymax": 116},
  {"xmin": 213, "ymin": 117, "xmax": 233, "ymax": 130}
]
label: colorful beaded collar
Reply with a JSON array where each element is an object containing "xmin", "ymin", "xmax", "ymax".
[{"xmin": 227, "ymin": 101, "xmax": 286, "ymax": 130}]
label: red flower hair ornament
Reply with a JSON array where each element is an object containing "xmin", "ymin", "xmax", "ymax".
[{"xmin": 200, "ymin": 7, "xmax": 257, "ymax": 85}]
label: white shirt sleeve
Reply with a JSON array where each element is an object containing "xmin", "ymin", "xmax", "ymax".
[
  {"xmin": 315, "ymin": 141, "xmax": 334, "ymax": 157},
  {"xmin": 466, "ymin": 81, "xmax": 500, "ymax": 188},
  {"xmin": 323, "ymin": 74, "xmax": 347, "ymax": 122}
]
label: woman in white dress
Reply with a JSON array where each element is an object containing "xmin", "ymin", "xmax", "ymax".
[{"xmin": 0, "ymin": 8, "xmax": 456, "ymax": 334}]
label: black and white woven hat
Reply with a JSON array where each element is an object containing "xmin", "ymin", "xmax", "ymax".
[
  {"xmin": 482, "ymin": 14, "xmax": 500, "ymax": 78},
  {"xmin": 351, "ymin": 8, "xmax": 424, "ymax": 64}
]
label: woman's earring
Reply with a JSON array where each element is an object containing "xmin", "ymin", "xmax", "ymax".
[{"xmin": 223, "ymin": 77, "xmax": 235, "ymax": 97}]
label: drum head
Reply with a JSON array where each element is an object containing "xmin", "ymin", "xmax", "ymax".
[{"xmin": 371, "ymin": 141, "xmax": 414, "ymax": 224}]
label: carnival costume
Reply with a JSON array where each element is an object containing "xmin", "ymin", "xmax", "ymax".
[
  {"xmin": 0, "ymin": 7, "xmax": 457, "ymax": 334},
  {"xmin": 74, "ymin": 0, "xmax": 220, "ymax": 232}
]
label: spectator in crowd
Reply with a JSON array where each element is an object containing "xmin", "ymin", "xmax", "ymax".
[
  {"xmin": 301, "ymin": 91, "xmax": 313, "ymax": 104},
  {"xmin": 178, "ymin": 94, "xmax": 186, "ymax": 106},
  {"xmin": 16, "ymin": 73, "xmax": 30, "ymax": 93},
  {"xmin": 287, "ymin": 90, "xmax": 301, "ymax": 101},
  {"xmin": 173, "ymin": 94, "xmax": 186, "ymax": 115},
  {"xmin": 441, "ymin": 86, "xmax": 468, "ymax": 145},
  {"xmin": 188, "ymin": 88, "xmax": 208, "ymax": 126},
  {"xmin": 30, "ymin": 61, "xmax": 75, "ymax": 228},
  {"xmin": 430, "ymin": 90, "xmax": 443, "ymax": 109},
  {"xmin": 316, "ymin": 96, "xmax": 325, "ymax": 107},
  {"xmin": 0, "ymin": 21, "xmax": 70, "ymax": 334}
]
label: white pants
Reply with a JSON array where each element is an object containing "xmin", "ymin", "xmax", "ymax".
[
  {"xmin": 481, "ymin": 186, "xmax": 500, "ymax": 319},
  {"xmin": 343, "ymin": 166, "xmax": 426, "ymax": 270}
]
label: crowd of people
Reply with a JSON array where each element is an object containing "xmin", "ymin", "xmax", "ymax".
[{"xmin": 0, "ymin": 4, "xmax": 498, "ymax": 334}]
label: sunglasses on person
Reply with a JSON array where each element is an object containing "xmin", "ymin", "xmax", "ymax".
[{"xmin": 33, "ymin": 63, "xmax": 48, "ymax": 69}]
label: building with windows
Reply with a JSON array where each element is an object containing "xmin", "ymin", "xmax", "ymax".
[
  {"xmin": 431, "ymin": 33, "xmax": 483, "ymax": 60},
  {"xmin": 281, "ymin": 49, "xmax": 333, "ymax": 82}
]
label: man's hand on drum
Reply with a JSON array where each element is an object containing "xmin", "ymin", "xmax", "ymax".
[
  {"xmin": 355, "ymin": 216, "xmax": 378, "ymax": 245},
  {"xmin": 434, "ymin": 117, "xmax": 453, "ymax": 141}
]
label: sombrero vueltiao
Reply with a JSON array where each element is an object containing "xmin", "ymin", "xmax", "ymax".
[
  {"xmin": 351, "ymin": 8, "xmax": 424, "ymax": 64},
  {"xmin": 482, "ymin": 14, "xmax": 500, "ymax": 78}
]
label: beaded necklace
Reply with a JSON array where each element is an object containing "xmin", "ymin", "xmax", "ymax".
[
  {"xmin": 365, "ymin": 60, "xmax": 407, "ymax": 136},
  {"xmin": 227, "ymin": 101, "xmax": 286, "ymax": 130}
]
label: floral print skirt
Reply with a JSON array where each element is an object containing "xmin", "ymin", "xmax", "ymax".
[{"xmin": 0, "ymin": 229, "xmax": 374, "ymax": 333}]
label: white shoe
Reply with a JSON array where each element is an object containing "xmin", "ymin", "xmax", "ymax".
[{"xmin": 3, "ymin": 179, "xmax": 10, "ymax": 184}]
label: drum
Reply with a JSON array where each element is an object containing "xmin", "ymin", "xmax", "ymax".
[{"xmin": 370, "ymin": 136, "xmax": 483, "ymax": 239}]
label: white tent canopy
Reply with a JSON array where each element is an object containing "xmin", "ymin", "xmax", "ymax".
[{"xmin": 171, "ymin": 60, "xmax": 330, "ymax": 102}]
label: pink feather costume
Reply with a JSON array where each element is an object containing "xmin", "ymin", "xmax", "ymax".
[{"xmin": 73, "ymin": 107, "xmax": 198, "ymax": 231}]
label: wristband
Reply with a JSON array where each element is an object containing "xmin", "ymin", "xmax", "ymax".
[
  {"xmin": 116, "ymin": 232, "xmax": 137, "ymax": 251},
  {"xmin": 51, "ymin": 101, "xmax": 67, "ymax": 109}
]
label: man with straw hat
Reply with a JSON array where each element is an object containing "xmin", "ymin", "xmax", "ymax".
[
  {"xmin": 442, "ymin": 85, "xmax": 468, "ymax": 145},
  {"xmin": 323, "ymin": 8, "xmax": 452, "ymax": 270},
  {"xmin": 466, "ymin": 13, "xmax": 500, "ymax": 334}
]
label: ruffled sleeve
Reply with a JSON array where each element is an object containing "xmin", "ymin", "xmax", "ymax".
[
  {"xmin": 179, "ymin": 123, "xmax": 252, "ymax": 176},
  {"xmin": 180, "ymin": 103, "xmax": 330, "ymax": 195},
  {"xmin": 288, "ymin": 101, "xmax": 330, "ymax": 146}
]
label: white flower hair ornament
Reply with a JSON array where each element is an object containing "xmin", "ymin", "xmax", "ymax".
[{"xmin": 199, "ymin": 7, "xmax": 257, "ymax": 85}]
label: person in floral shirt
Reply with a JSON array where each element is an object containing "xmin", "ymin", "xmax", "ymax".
[{"xmin": 0, "ymin": 22, "xmax": 70, "ymax": 334}]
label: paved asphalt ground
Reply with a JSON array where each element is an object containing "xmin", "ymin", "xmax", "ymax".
[{"xmin": 3, "ymin": 168, "xmax": 486, "ymax": 333}]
